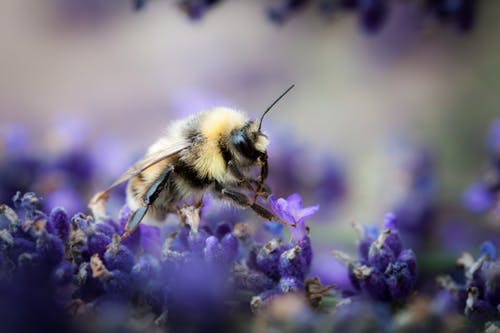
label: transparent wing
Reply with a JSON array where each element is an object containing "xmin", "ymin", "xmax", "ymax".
[{"xmin": 90, "ymin": 139, "xmax": 190, "ymax": 205}]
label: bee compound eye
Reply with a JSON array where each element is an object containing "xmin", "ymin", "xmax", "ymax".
[{"xmin": 232, "ymin": 131, "xmax": 258, "ymax": 160}]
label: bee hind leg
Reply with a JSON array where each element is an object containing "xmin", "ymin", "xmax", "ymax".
[{"xmin": 121, "ymin": 166, "xmax": 174, "ymax": 240}]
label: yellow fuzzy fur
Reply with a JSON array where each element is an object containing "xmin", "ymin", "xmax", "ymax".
[
  {"xmin": 196, "ymin": 108, "xmax": 246, "ymax": 181},
  {"xmin": 200, "ymin": 108, "xmax": 246, "ymax": 140}
]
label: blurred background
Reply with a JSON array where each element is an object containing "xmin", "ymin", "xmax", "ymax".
[{"xmin": 1, "ymin": 0, "xmax": 499, "ymax": 266}]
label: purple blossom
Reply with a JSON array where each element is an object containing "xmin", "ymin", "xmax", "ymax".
[
  {"xmin": 333, "ymin": 213, "xmax": 416, "ymax": 304},
  {"xmin": 463, "ymin": 182, "xmax": 495, "ymax": 213},
  {"xmin": 439, "ymin": 241, "xmax": 500, "ymax": 326},
  {"xmin": 269, "ymin": 193, "xmax": 319, "ymax": 242}
]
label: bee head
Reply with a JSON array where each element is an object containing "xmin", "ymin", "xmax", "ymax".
[{"xmin": 230, "ymin": 121, "xmax": 268, "ymax": 162}]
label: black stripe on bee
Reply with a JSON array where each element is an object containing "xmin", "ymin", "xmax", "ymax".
[
  {"xmin": 173, "ymin": 159, "xmax": 211, "ymax": 189},
  {"xmin": 219, "ymin": 143, "xmax": 232, "ymax": 165}
]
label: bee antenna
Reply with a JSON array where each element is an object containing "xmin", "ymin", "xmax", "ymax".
[{"xmin": 258, "ymin": 84, "xmax": 295, "ymax": 131}]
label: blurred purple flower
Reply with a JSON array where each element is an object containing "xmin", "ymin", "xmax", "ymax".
[
  {"xmin": 439, "ymin": 241, "xmax": 500, "ymax": 327},
  {"xmin": 487, "ymin": 118, "xmax": 500, "ymax": 156}
]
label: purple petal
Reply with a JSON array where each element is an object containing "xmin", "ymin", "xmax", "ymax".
[
  {"xmin": 286, "ymin": 193, "xmax": 303, "ymax": 211},
  {"xmin": 289, "ymin": 218, "xmax": 307, "ymax": 242},
  {"xmin": 295, "ymin": 205, "xmax": 320, "ymax": 220}
]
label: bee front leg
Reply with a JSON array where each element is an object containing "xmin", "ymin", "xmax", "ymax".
[
  {"xmin": 227, "ymin": 160, "xmax": 255, "ymax": 192},
  {"xmin": 121, "ymin": 166, "xmax": 174, "ymax": 240},
  {"xmin": 218, "ymin": 186, "xmax": 293, "ymax": 227},
  {"xmin": 253, "ymin": 153, "xmax": 269, "ymax": 203}
]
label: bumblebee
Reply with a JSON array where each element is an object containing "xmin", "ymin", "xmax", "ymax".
[{"xmin": 91, "ymin": 85, "xmax": 294, "ymax": 237}]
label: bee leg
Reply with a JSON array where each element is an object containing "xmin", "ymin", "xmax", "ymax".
[
  {"xmin": 121, "ymin": 206, "xmax": 148, "ymax": 240},
  {"xmin": 219, "ymin": 187, "xmax": 293, "ymax": 227},
  {"xmin": 253, "ymin": 154, "xmax": 269, "ymax": 203},
  {"xmin": 121, "ymin": 166, "xmax": 174, "ymax": 240},
  {"xmin": 227, "ymin": 160, "xmax": 255, "ymax": 192}
]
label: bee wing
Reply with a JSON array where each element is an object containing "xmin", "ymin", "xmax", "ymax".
[{"xmin": 90, "ymin": 140, "xmax": 190, "ymax": 206}]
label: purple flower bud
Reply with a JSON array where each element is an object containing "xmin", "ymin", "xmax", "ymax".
[
  {"xmin": 204, "ymin": 236, "xmax": 224, "ymax": 265},
  {"xmin": 465, "ymin": 287, "xmax": 497, "ymax": 323},
  {"xmin": 8, "ymin": 237, "xmax": 36, "ymax": 262},
  {"xmin": 383, "ymin": 213, "xmax": 398, "ymax": 230},
  {"xmin": 358, "ymin": 237, "xmax": 375, "ymax": 262},
  {"xmin": 358, "ymin": 267, "xmax": 390, "ymax": 302},
  {"xmin": 279, "ymin": 245, "xmax": 308, "ymax": 280},
  {"xmin": 138, "ymin": 224, "xmax": 162, "ymax": 256},
  {"xmin": 103, "ymin": 270, "xmax": 133, "ymax": 297},
  {"xmin": 384, "ymin": 232, "xmax": 403, "ymax": 257},
  {"xmin": 71, "ymin": 213, "xmax": 93, "ymax": 232},
  {"xmin": 359, "ymin": 0, "xmax": 388, "ymax": 34},
  {"xmin": 397, "ymin": 249, "xmax": 416, "ymax": 276},
  {"xmin": 17, "ymin": 252, "xmax": 41, "ymax": 268},
  {"xmin": 256, "ymin": 238, "xmax": 286, "ymax": 280},
  {"xmin": 87, "ymin": 232, "xmax": 111, "ymax": 258},
  {"xmin": 118, "ymin": 205, "xmax": 132, "ymax": 228},
  {"xmin": 214, "ymin": 222, "xmax": 232, "ymax": 240},
  {"xmin": 279, "ymin": 276, "xmax": 304, "ymax": 293},
  {"xmin": 0, "ymin": 204, "xmax": 19, "ymax": 230},
  {"xmin": 368, "ymin": 232, "xmax": 396, "ymax": 271},
  {"xmin": 93, "ymin": 222, "xmax": 117, "ymax": 238},
  {"xmin": 246, "ymin": 244, "xmax": 260, "ymax": 271},
  {"xmin": 176, "ymin": 224, "xmax": 190, "ymax": 250},
  {"xmin": 385, "ymin": 262, "xmax": 414, "ymax": 303},
  {"xmin": 220, "ymin": 233, "xmax": 238, "ymax": 262},
  {"xmin": 36, "ymin": 232, "xmax": 64, "ymax": 267},
  {"xmin": 296, "ymin": 236, "xmax": 313, "ymax": 267},
  {"xmin": 188, "ymin": 228, "xmax": 211, "ymax": 255},
  {"xmin": 74, "ymin": 262, "xmax": 104, "ymax": 301},
  {"xmin": 13, "ymin": 192, "xmax": 43, "ymax": 218},
  {"xmin": 48, "ymin": 207, "xmax": 70, "ymax": 242},
  {"xmin": 104, "ymin": 238, "xmax": 135, "ymax": 273},
  {"xmin": 485, "ymin": 265, "xmax": 500, "ymax": 306},
  {"xmin": 52, "ymin": 262, "xmax": 74, "ymax": 285},
  {"xmin": 131, "ymin": 254, "xmax": 161, "ymax": 283},
  {"xmin": 232, "ymin": 264, "xmax": 276, "ymax": 293}
]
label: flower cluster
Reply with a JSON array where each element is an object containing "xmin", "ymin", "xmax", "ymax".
[
  {"xmin": 132, "ymin": 0, "xmax": 479, "ymax": 34},
  {"xmin": 463, "ymin": 119, "xmax": 500, "ymax": 215},
  {"xmin": 0, "ymin": 191, "xmax": 323, "ymax": 331},
  {"xmin": 333, "ymin": 213, "xmax": 417, "ymax": 305},
  {"xmin": 438, "ymin": 241, "xmax": 500, "ymax": 328},
  {"xmin": 234, "ymin": 194, "xmax": 321, "ymax": 311}
]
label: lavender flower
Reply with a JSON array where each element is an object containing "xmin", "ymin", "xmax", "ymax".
[
  {"xmin": 127, "ymin": 0, "xmax": 481, "ymax": 34},
  {"xmin": 439, "ymin": 241, "xmax": 500, "ymax": 328},
  {"xmin": 333, "ymin": 213, "xmax": 417, "ymax": 304},
  {"xmin": 269, "ymin": 193, "xmax": 319, "ymax": 242}
]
